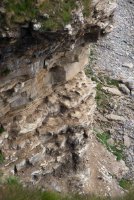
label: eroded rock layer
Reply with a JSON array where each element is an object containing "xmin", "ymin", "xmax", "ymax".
[{"xmin": 0, "ymin": 0, "xmax": 128, "ymax": 196}]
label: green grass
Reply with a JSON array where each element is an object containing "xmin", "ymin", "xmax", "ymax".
[
  {"xmin": 85, "ymin": 65, "xmax": 120, "ymax": 110},
  {"xmin": 0, "ymin": 183, "xmax": 134, "ymax": 200},
  {"xmin": 103, "ymin": 77, "xmax": 120, "ymax": 88},
  {"xmin": 6, "ymin": 176, "xmax": 20, "ymax": 186},
  {"xmin": 95, "ymin": 83, "xmax": 112, "ymax": 110},
  {"xmin": 96, "ymin": 131, "xmax": 124, "ymax": 161},
  {"xmin": 0, "ymin": 151, "xmax": 4, "ymax": 164},
  {"xmin": 2, "ymin": 0, "xmax": 91, "ymax": 30},
  {"xmin": 0, "ymin": 126, "xmax": 4, "ymax": 134},
  {"xmin": 5, "ymin": 0, "xmax": 38, "ymax": 23},
  {"xmin": 82, "ymin": 0, "xmax": 92, "ymax": 17},
  {"xmin": 119, "ymin": 179, "xmax": 133, "ymax": 190}
]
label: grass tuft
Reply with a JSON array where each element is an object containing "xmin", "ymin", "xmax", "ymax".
[
  {"xmin": 0, "ymin": 183, "xmax": 134, "ymax": 200},
  {"xmin": 0, "ymin": 151, "xmax": 4, "ymax": 164},
  {"xmin": 96, "ymin": 131, "xmax": 124, "ymax": 161},
  {"xmin": 119, "ymin": 178, "xmax": 133, "ymax": 190},
  {"xmin": 1, "ymin": 0, "xmax": 91, "ymax": 30}
]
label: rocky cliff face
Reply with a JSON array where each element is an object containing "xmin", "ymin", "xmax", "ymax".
[{"xmin": 0, "ymin": 0, "xmax": 128, "ymax": 196}]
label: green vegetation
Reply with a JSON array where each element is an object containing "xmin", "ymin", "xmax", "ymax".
[
  {"xmin": 0, "ymin": 126, "xmax": 4, "ymax": 134},
  {"xmin": 85, "ymin": 64, "xmax": 120, "ymax": 109},
  {"xmin": 95, "ymin": 83, "xmax": 112, "ymax": 109},
  {"xmin": 0, "ymin": 182, "xmax": 134, "ymax": 200},
  {"xmin": 104, "ymin": 77, "xmax": 120, "ymax": 88},
  {"xmin": 82, "ymin": 0, "xmax": 92, "ymax": 17},
  {"xmin": 0, "ymin": 68, "xmax": 11, "ymax": 77},
  {"xmin": 0, "ymin": 151, "xmax": 4, "ymax": 164},
  {"xmin": 6, "ymin": 176, "xmax": 20, "ymax": 186},
  {"xmin": 1, "ymin": 0, "xmax": 91, "ymax": 31},
  {"xmin": 95, "ymin": 131, "xmax": 124, "ymax": 161},
  {"xmin": 5, "ymin": 0, "xmax": 37, "ymax": 23},
  {"xmin": 119, "ymin": 178, "xmax": 133, "ymax": 190}
]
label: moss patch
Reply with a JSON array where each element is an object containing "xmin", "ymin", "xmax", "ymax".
[
  {"xmin": 119, "ymin": 178, "xmax": 133, "ymax": 190},
  {"xmin": 1, "ymin": 0, "xmax": 91, "ymax": 31},
  {"xmin": 95, "ymin": 131, "xmax": 124, "ymax": 161},
  {"xmin": 6, "ymin": 176, "xmax": 20, "ymax": 186}
]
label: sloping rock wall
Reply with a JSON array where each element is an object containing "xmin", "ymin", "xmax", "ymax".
[{"xmin": 0, "ymin": 0, "xmax": 128, "ymax": 196}]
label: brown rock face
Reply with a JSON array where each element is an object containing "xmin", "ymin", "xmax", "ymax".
[{"xmin": 0, "ymin": 0, "xmax": 128, "ymax": 196}]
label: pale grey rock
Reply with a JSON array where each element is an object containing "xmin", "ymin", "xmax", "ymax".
[
  {"xmin": 104, "ymin": 24, "xmax": 114, "ymax": 34},
  {"xmin": 122, "ymin": 62, "xmax": 133, "ymax": 69},
  {"xmin": 124, "ymin": 135, "xmax": 131, "ymax": 148},
  {"xmin": 33, "ymin": 22, "xmax": 42, "ymax": 31},
  {"xmin": 119, "ymin": 84, "xmax": 130, "ymax": 95},
  {"xmin": 65, "ymin": 24, "xmax": 73, "ymax": 35},
  {"xmin": 29, "ymin": 153, "xmax": 44, "ymax": 166},
  {"xmin": 106, "ymin": 114, "xmax": 125, "ymax": 121},
  {"xmin": 31, "ymin": 170, "xmax": 42, "ymax": 180},
  {"xmin": 10, "ymin": 96, "xmax": 29, "ymax": 108},
  {"xmin": 102, "ymin": 87, "xmax": 122, "ymax": 96},
  {"xmin": 51, "ymin": 182, "xmax": 62, "ymax": 192},
  {"xmin": 126, "ymin": 81, "xmax": 134, "ymax": 90},
  {"xmin": 16, "ymin": 160, "xmax": 26, "ymax": 171},
  {"xmin": 131, "ymin": 91, "xmax": 134, "ymax": 97}
]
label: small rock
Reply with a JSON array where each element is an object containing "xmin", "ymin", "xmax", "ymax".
[
  {"xmin": 42, "ymin": 13, "xmax": 49, "ymax": 19},
  {"xmin": 106, "ymin": 114, "xmax": 125, "ymax": 121},
  {"xmin": 124, "ymin": 135, "xmax": 131, "ymax": 148},
  {"xmin": 107, "ymin": 138, "xmax": 114, "ymax": 145},
  {"xmin": 65, "ymin": 24, "xmax": 73, "ymax": 35},
  {"xmin": 131, "ymin": 91, "xmax": 134, "ymax": 97},
  {"xmin": 122, "ymin": 62, "xmax": 133, "ymax": 69},
  {"xmin": 18, "ymin": 141, "xmax": 27, "ymax": 149},
  {"xmin": 31, "ymin": 170, "xmax": 42, "ymax": 181},
  {"xmin": 0, "ymin": 7, "xmax": 6, "ymax": 14},
  {"xmin": 33, "ymin": 22, "xmax": 42, "ymax": 31},
  {"xmin": 102, "ymin": 87, "xmax": 122, "ymax": 96},
  {"xmin": 104, "ymin": 25, "xmax": 114, "ymax": 33},
  {"xmin": 119, "ymin": 84, "xmax": 130, "ymax": 95},
  {"xmin": 16, "ymin": 160, "xmax": 26, "ymax": 171},
  {"xmin": 29, "ymin": 152, "xmax": 44, "ymax": 166},
  {"xmin": 126, "ymin": 81, "xmax": 134, "ymax": 90},
  {"xmin": 51, "ymin": 182, "xmax": 62, "ymax": 192}
]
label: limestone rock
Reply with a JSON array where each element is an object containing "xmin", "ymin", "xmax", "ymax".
[
  {"xmin": 126, "ymin": 81, "xmax": 134, "ymax": 91},
  {"xmin": 122, "ymin": 62, "xmax": 133, "ymax": 69},
  {"xmin": 102, "ymin": 87, "xmax": 122, "ymax": 96},
  {"xmin": 0, "ymin": 0, "xmax": 126, "ymax": 196},
  {"xmin": 124, "ymin": 135, "xmax": 131, "ymax": 148},
  {"xmin": 106, "ymin": 114, "xmax": 125, "ymax": 121},
  {"xmin": 16, "ymin": 160, "xmax": 27, "ymax": 171},
  {"xmin": 119, "ymin": 84, "xmax": 130, "ymax": 95}
]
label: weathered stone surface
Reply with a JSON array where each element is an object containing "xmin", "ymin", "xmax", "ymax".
[
  {"xmin": 16, "ymin": 160, "xmax": 26, "ymax": 171},
  {"xmin": 119, "ymin": 84, "xmax": 130, "ymax": 95},
  {"xmin": 106, "ymin": 114, "xmax": 125, "ymax": 121},
  {"xmin": 91, "ymin": 0, "xmax": 117, "ymax": 33},
  {"xmin": 0, "ymin": 0, "xmax": 127, "ymax": 196},
  {"xmin": 122, "ymin": 62, "xmax": 133, "ymax": 69},
  {"xmin": 124, "ymin": 135, "xmax": 131, "ymax": 148},
  {"xmin": 102, "ymin": 86, "xmax": 122, "ymax": 96}
]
